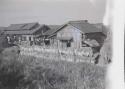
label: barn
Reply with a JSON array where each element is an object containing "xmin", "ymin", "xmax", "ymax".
[{"xmin": 47, "ymin": 20, "xmax": 106, "ymax": 49}]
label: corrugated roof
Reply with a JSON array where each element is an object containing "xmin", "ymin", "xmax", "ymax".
[
  {"xmin": 92, "ymin": 23, "xmax": 108, "ymax": 36},
  {"xmin": 22, "ymin": 22, "xmax": 39, "ymax": 30},
  {"xmin": 92, "ymin": 23, "xmax": 103, "ymax": 29},
  {"xmin": 5, "ymin": 25, "xmax": 44, "ymax": 35},
  {"xmin": 69, "ymin": 21, "xmax": 102, "ymax": 33},
  {"xmin": 0, "ymin": 27, "xmax": 6, "ymax": 35},
  {"xmin": 48, "ymin": 25, "xmax": 60, "ymax": 30},
  {"xmin": 44, "ymin": 25, "xmax": 61, "ymax": 36},
  {"xmin": 48, "ymin": 20, "xmax": 103, "ymax": 38},
  {"xmin": 6, "ymin": 24, "xmax": 26, "ymax": 31},
  {"xmin": 0, "ymin": 27, "xmax": 6, "ymax": 31},
  {"xmin": 69, "ymin": 20, "xmax": 88, "ymax": 24},
  {"xmin": 5, "ymin": 22, "xmax": 39, "ymax": 31}
]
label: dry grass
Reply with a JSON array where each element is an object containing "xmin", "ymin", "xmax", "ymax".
[
  {"xmin": 0, "ymin": 46, "xmax": 106, "ymax": 89},
  {"xmin": 18, "ymin": 55, "xmax": 106, "ymax": 89},
  {"xmin": 20, "ymin": 46, "xmax": 94, "ymax": 63}
]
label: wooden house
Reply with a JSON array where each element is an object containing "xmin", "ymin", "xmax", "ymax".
[
  {"xmin": 46, "ymin": 20, "xmax": 106, "ymax": 49},
  {"xmin": 4, "ymin": 22, "xmax": 49, "ymax": 45},
  {"xmin": 43, "ymin": 25, "xmax": 61, "ymax": 46},
  {"xmin": 92, "ymin": 23, "xmax": 108, "ymax": 36}
]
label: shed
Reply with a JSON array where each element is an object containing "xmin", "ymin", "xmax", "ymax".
[{"xmin": 48, "ymin": 20, "xmax": 106, "ymax": 48}]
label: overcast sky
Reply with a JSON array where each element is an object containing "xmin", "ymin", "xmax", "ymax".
[{"xmin": 0, "ymin": 0, "xmax": 106, "ymax": 26}]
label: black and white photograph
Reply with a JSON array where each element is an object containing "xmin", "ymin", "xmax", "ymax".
[{"xmin": 0, "ymin": 0, "xmax": 124, "ymax": 89}]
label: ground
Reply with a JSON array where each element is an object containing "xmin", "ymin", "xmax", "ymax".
[{"xmin": 0, "ymin": 47, "xmax": 106, "ymax": 89}]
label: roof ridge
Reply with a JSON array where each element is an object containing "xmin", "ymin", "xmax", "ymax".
[
  {"xmin": 68, "ymin": 20, "xmax": 88, "ymax": 23},
  {"xmin": 11, "ymin": 22, "xmax": 38, "ymax": 25}
]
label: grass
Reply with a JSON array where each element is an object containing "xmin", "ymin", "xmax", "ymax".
[
  {"xmin": 19, "ymin": 55, "xmax": 106, "ymax": 89},
  {"xmin": 0, "ymin": 47, "xmax": 106, "ymax": 89}
]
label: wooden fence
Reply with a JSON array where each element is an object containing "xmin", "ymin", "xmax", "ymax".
[{"xmin": 20, "ymin": 45, "xmax": 95, "ymax": 63}]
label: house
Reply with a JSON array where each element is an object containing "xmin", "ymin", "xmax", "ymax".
[
  {"xmin": 0, "ymin": 27, "xmax": 9, "ymax": 49},
  {"xmin": 43, "ymin": 25, "xmax": 61, "ymax": 45},
  {"xmin": 4, "ymin": 22, "xmax": 49, "ymax": 45},
  {"xmin": 0, "ymin": 27, "xmax": 7, "ymax": 36},
  {"xmin": 0, "ymin": 27, "xmax": 6, "ymax": 31},
  {"xmin": 92, "ymin": 23, "xmax": 108, "ymax": 36},
  {"xmin": 47, "ymin": 20, "xmax": 106, "ymax": 49}
]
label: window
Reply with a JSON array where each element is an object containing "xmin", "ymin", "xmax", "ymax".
[
  {"xmin": 67, "ymin": 41, "xmax": 71, "ymax": 47},
  {"xmin": 81, "ymin": 34, "xmax": 86, "ymax": 40},
  {"xmin": 81, "ymin": 34, "xmax": 87, "ymax": 47}
]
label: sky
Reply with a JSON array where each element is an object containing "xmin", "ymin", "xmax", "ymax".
[{"xmin": 0, "ymin": 0, "xmax": 106, "ymax": 26}]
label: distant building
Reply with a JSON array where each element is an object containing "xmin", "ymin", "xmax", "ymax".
[
  {"xmin": 0, "ymin": 21, "xmax": 107, "ymax": 48},
  {"xmin": 0, "ymin": 27, "xmax": 6, "ymax": 31},
  {"xmin": 46, "ymin": 20, "xmax": 106, "ymax": 49},
  {"xmin": 4, "ymin": 22, "xmax": 49, "ymax": 45},
  {"xmin": 43, "ymin": 25, "xmax": 61, "ymax": 46},
  {"xmin": 0, "ymin": 28, "xmax": 9, "ymax": 49}
]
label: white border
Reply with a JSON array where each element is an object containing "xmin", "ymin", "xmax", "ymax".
[{"xmin": 106, "ymin": 0, "xmax": 125, "ymax": 89}]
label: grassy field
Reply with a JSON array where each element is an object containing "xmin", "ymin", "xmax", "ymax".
[{"xmin": 0, "ymin": 47, "xmax": 106, "ymax": 89}]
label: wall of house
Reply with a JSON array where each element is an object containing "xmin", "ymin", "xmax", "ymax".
[
  {"xmin": 21, "ymin": 35, "xmax": 35, "ymax": 45},
  {"xmin": 6, "ymin": 34, "xmax": 20, "ymax": 44},
  {"xmin": 22, "ymin": 35, "xmax": 34, "ymax": 41},
  {"xmin": 49, "ymin": 36, "xmax": 58, "ymax": 47},
  {"xmin": 57, "ymin": 25, "xmax": 82, "ymax": 48}
]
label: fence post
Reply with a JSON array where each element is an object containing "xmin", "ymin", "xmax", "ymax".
[
  {"xmin": 57, "ymin": 48, "xmax": 61, "ymax": 60},
  {"xmin": 73, "ymin": 49, "xmax": 76, "ymax": 62}
]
